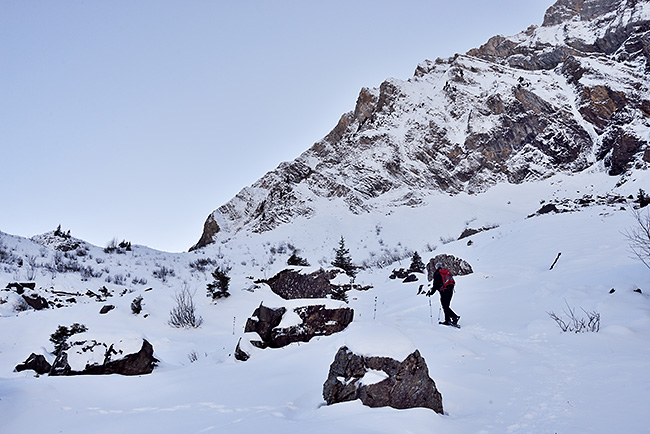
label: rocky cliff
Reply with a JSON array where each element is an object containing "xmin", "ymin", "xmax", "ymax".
[{"xmin": 192, "ymin": 0, "xmax": 650, "ymax": 250}]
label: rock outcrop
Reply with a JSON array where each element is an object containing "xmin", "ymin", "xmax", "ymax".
[
  {"xmin": 427, "ymin": 255, "xmax": 474, "ymax": 280},
  {"xmin": 322, "ymin": 346, "xmax": 444, "ymax": 413},
  {"xmin": 21, "ymin": 293, "xmax": 49, "ymax": 310},
  {"xmin": 15, "ymin": 353, "xmax": 52, "ymax": 375},
  {"xmin": 236, "ymin": 302, "xmax": 353, "ymax": 360},
  {"xmin": 263, "ymin": 268, "xmax": 337, "ymax": 300},
  {"xmin": 19, "ymin": 338, "xmax": 158, "ymax": 376}
]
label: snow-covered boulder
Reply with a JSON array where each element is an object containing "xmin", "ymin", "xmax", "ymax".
[
  {"xmin": 322, "ymin": 346, "xmax": 444, "ymax": 414},
  {"xmin": 49, "ymin": 336, "xmax": 156, "ymax": 376},
  {"xmin": 236, "ymin": 301, "xmax": 354, "ymax": 360}
]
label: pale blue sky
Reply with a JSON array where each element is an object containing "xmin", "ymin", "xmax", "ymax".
[{"xmin": 1, "ymin": 0, "xmax": 552, "ymax": 252}]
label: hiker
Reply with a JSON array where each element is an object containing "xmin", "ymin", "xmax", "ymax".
[{"xmin": 428, "ymin": 263, "xmax": 460, "ymax": 326}]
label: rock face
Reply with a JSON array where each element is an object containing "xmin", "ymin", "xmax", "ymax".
[
  {"xmin": 48, "ymin": 338, "xmax": 157, "ymax": 376},
  {"xmin": 236, "ymin": 302, "xmax": 354, "ymax": 360},
  {"xmin": 322, "ymin": 346, "xmax": 444, "ymax": 413},
  {"xmin": 427, "ymin": 255, "xmax": 474, "ymax": 280},
  {"xmin": 191, "ymin": 0, "xmax": 650, "ymax": 250},
  {"xmin": 263, "ymin": 268, "xmax": 338, "ymax": 299}
]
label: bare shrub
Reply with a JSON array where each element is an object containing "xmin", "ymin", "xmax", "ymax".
[
  {"xmin": 132, "ymin": 277, "xmax": 148, "ymax": 285},
  {"xmin": 548, "ymin": 300, "xmax": 600, "ymax": 333},
  {"xmin": 0, "ymin": 240, "xmax": 19, "ymax": 264},
  {"xmin": 168, "ymin": 285, "xmax": 203, "ymax": 328},
  {"xmin": 624, "ymin": 208, "xmax": 650, "ymax": 269},
  {"xmin": 189, "ymin": 258, "xmax": 218, "ymax": 273},
  {"xmin": 24, "ymin": 266, "xmax": 36, "ymax": 281},
  {"xmin": 153, "ymin": 266, "xmax": 175, "ymax": 282}
]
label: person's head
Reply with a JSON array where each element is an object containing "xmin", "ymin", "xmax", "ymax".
[{"xmin": 435, "ymin": 263, "xmax": 443, "ymax": 270}]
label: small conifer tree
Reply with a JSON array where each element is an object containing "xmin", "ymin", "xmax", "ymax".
[
  {"xmin": 330, "ymin": 285, "xmax": 349, "ymax": 303},
  {"xmin": 638, "ymin": 189, "xmax": 650, "ymax": 208},
  {"xmin": 331, "ymin": 236, "xmax": 356, "ymax": 277},
  {"xmin": 207, "ymin": 267, "xmax": 231, "ymax": 300},
  {"xmin": 409, "ymin": 251, "xmax": 425, "ymax": 273},
  {"xmin": 49, "ymin": 323, "xmax": 88, "ymax": 355}
]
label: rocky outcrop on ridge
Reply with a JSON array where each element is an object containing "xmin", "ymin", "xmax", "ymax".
[{"xmin": 192, "ymin": 0, "xmax": 650, "ymax": 250}]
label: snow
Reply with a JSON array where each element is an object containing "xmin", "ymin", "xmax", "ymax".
[{"xmin": 2, "ymin": 168, "xmax": 650, "ymax": 433}]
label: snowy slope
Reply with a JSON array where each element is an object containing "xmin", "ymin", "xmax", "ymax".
[{"xmin": 1, "ymin": 169, "xmax": 650, "ymax": 433}]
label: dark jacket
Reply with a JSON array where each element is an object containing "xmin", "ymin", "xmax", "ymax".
[{"xmin": 432, "ymin": 269, "xmax": 443, "ymax": 293}]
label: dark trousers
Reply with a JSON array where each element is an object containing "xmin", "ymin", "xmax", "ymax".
[{"xmin": 440, "ymin": 285, "xmax": 458, "ymax": 323}]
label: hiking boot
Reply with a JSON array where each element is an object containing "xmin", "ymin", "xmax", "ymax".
[{"xmin": 452, "ymin": 316, "xmax": 460, "ymax": 325}]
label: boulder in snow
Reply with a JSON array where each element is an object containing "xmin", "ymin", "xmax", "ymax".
[
  {"xmin": 21, "ymin": 293, "xmax": 49, "ymax": 310},
  {"xmin": 5, "ymin": 282, "xmax": 36, "ymax": 294},
  {"xmin": 15, "ymin": 353, "xmax": 52, "ymax": 375},
  {"xmin": 323, "ymin": 346, "xmax": 443, "ymax": 413},
  {"xmin": 99, "ymin": 304, "xmax": 115, "ymax": 314},
  {"xmin": 262, "ymin": 268, "xmax": 338, "ymax": 299},
  {"xmin": 236, "ymin": 302, "xmax": 354, "ymax": 360},
  {"xmin": 49, "ymin": 337, "xmax": 156, "ymax": 376},
  {"xmin": 427, "ymin": 254, "xmax": 473, "ymax": 280}
]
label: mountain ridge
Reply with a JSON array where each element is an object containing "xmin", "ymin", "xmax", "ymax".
[{"xmin": 192, "ymin": 0, "xmax": 649, "ymax": 250}]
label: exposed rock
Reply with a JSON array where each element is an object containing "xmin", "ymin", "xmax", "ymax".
[
  {"xmin": 534, "ymin": 203, "xmax": 560, "ymax": 216},
  {"xmin": 244, "ymin": 304, "xmax": 287, "ymax": 344},
  {"xmin": 237, "ymin": 302, "xmax": 353, "ymax": 359},
  {"xmin": 427, "ymin": 255, "xmax": 473, "ymax": 281},
  {"xmin": 15, "ymin": 353, "xmax": 52, "ymax": 375},
  {"xmin": 21, "ymin": 293, "xmax": 48, "ymax": 310},
  {"xmin": 458, "ymin": 226, "xmax": 497, "ymax": 240},
  {"xmin": 190, "ymin": 213, "xmax": 221, "ymax": 251},
  {"xmin": 49, "ymin": 338, "xmax": 156, "ymax": 376},
  {"xmin": 234, "ymin": 338, "xmax": 250, "ymax": 361},
  {"xmin": 261, "ymin": 268, "xmax": 338, "ymax": 300},
  {"xmin": 99, "ymin": 304, "xmax": 115, "ymax": 314},
  {"xmin": 402, "ymin": 274, "xmax": 418, "ymax": 283},
  {"xmin": 5, "ymin": 282, "xmax": 36, "ymax": 294},
  {"xmin": 389, "ymin": 268, "xmax": 411, "ymax": 280},
  {"xmin": 322, "ymin": 346, "xmax": 443, "ymax": 413}
]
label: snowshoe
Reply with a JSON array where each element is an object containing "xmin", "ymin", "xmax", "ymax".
[{"xmin": 439, "ymin": 321, "xmax": 461, "ymax": 329}]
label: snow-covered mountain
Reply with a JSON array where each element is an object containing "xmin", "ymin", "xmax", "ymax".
[
  {"xmin": 2, "ymin": 1, "xmax": 650, "ymax": 433},
  {"xmin": 192, "ymin": 0, "xmax": 650, "ymax": 250}
]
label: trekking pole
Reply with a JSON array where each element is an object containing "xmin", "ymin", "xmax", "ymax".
[
  {"xmin": 428, "ymin": 298, "xmax": 433, "ymax": 324},
  {"xmin": 373, "ymin": 296, "xmax": 377, "ymax": 320},
  {"xmin": 438, "ymin": 307, "xmax": 441, "ymax": 323}
]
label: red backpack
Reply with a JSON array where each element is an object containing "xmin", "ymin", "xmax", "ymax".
[{"xmin": 439, "ymin": 268, "xmax": 455, "ymax": 289}]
